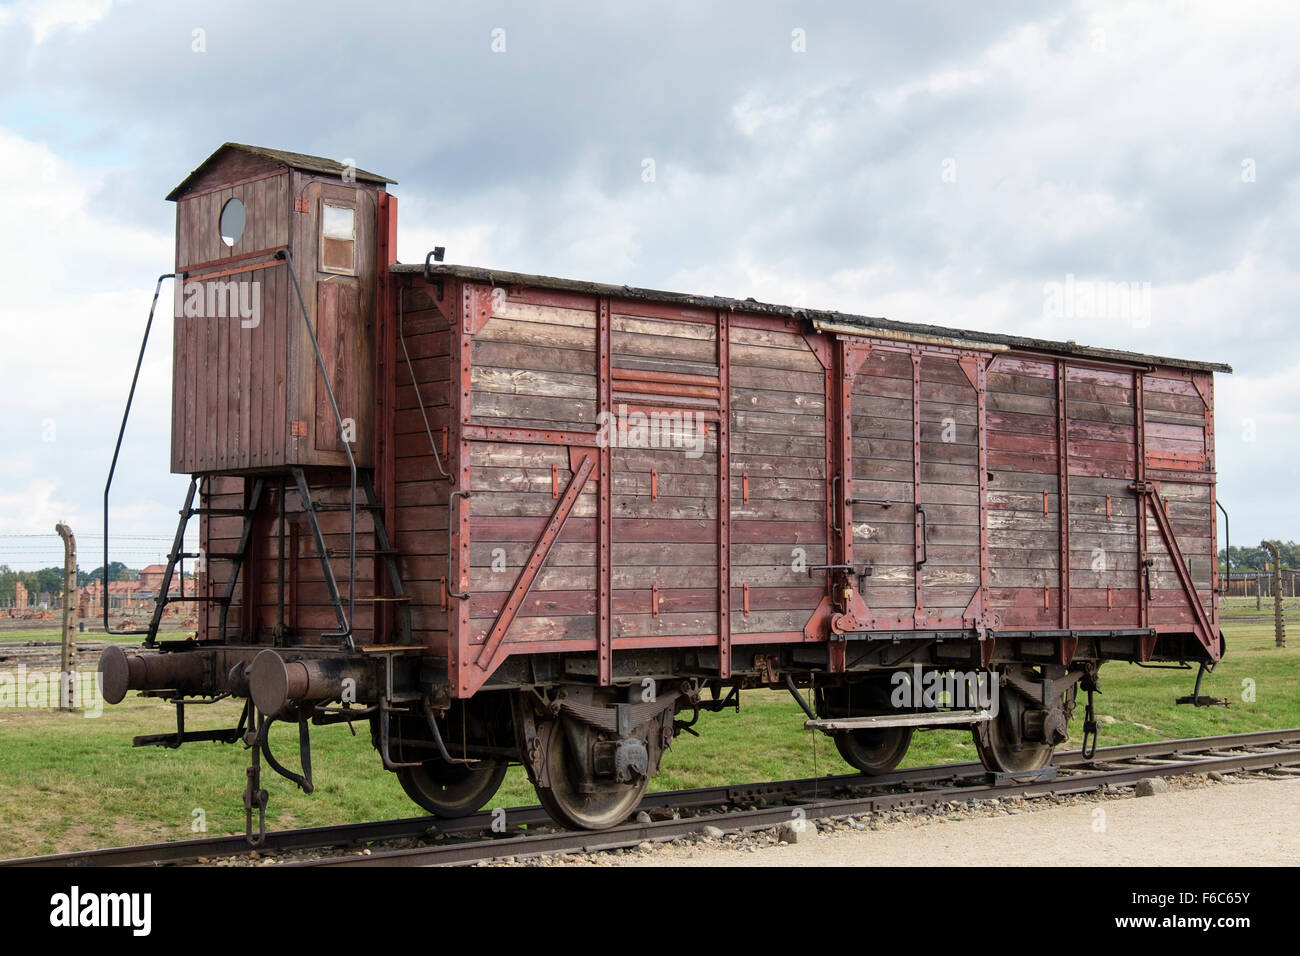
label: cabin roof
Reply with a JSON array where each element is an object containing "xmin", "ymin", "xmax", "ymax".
[
  {"xmin": 395, "ymin": 261, "xmax": 1232, "ymax": 374},
  {"xmin": 166, "ymin": 143, "xmax": 395, "ymax": 200}
]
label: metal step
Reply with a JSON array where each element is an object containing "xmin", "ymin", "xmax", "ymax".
[{"xmin": 805, "ymin": 709, "xmax": 993, "ymax": 732}]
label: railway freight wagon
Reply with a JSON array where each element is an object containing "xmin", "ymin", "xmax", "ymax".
[{"xmin": 101, "ymin": 144, "xmax": 1231, "ymax": 835}]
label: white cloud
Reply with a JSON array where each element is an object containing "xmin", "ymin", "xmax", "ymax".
[
  {"xmin": 0, "ymin": 477, "xmax": 76, "ymax": 534},
  {"xmin": 0, "ymin": 129, "xmax": 173, "ymax": 412},
  {"xmin": 1, "ymin": 0, "xmax": 1298, "ymax": 565},
  {"xmin": 0, "ymin": 129, "xmax": 182, "ymax": 560},
  {"xmin": 0, "ymin": 0, "xmax": 115, "ymax": 46},
  {"xmin": 873, "ymin": 68, "xmax": 990, "ymax": 111}
]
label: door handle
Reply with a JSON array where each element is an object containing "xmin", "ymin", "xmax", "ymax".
[{"xmin": 830, "ymin": 474, "xmax": 841, "ymax": 534}]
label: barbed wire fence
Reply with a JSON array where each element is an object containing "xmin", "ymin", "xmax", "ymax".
[{"xmin": 0, "ymin": 529, "xmax": 200, "ymax": 610}]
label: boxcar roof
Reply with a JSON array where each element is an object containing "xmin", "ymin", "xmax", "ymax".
[
  {"xmin": 396, "ymin": 262, "xmax": 1232, "ymax": 374},
  {"xmin": 167, "ymin": 143, "xmax": 396, "ymax": 200}
]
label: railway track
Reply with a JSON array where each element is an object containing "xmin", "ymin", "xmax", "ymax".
[
  {"xmin": 4, "ymin": 728, "xmax": 1298, "ymax": 868},
  {"xmin": 0, "ymin": 641, "xmax": 111, "ymax": 671}
]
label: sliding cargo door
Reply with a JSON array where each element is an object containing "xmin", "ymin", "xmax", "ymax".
[
  {"xmin": 608, "ymin": 305, "xmax": 721, "ymax": 655},
  {"xmin": 916, "ymin": 352, "xmax": 983, "ymax": 627},
  {"xmin": 847, "ymin": 344, "xmax": 987, "ymax": 631},
  {"xmin": 848, "ymin": 347, "xmax": 916, "ymax": 628}
]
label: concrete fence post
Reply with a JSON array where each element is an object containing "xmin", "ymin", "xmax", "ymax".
[{"xmin": 1261, "ymin": 541, "xmax": 1285, "ymax": 648}]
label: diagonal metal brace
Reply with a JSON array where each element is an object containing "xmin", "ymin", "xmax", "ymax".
[
  {"xmin": 1130, "ymin": 480, "xmax": 1219, "ymax": 659},
  {"xmin": 476, "ymin": 448, "xmax": 598, "ymax": 672}
]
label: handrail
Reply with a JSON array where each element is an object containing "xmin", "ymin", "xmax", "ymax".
[
  {"xmin": 278, "ymin": 250, "xmax": 356, "ymax": 651},
  {"xmin": 1217, "ymin": 499, "xmax": 1230, "ymax": 595},
  {"xmin": 447, "ymin": 490, "xmax": 472, "ymax": 600},
  {"xmin": 103, "ymin": 274, "xmax": 175, "ymax": 636}
]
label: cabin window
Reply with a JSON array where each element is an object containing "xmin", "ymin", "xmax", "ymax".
[
  {"xmin": 320, "ymin": 202, "xmax": 355, "ymax": 274},
  {"xmin": 219, "ymin": 198, "xmax": 245, "ymax": 247}
]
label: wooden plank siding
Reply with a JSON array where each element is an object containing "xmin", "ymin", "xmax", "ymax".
[
  {"xmin": 1144, "ymin": 368, "xmax": 1216, "ymax": 629},
  {"xmin": 392, "ymin": 287, "xmax": 454, "ymax": 649},
  {"xmin": 985, "ymin": 355, "xmax": 1062, "ymax": 627},
  {"xmin": 172, "ymin": 158, "xmax": 378, "ymax": 474},
  {"xmin": 1065, "ymin": 365, "xmax": 1140, "ymax": 629},
  {"xmin": 729, "ymin": 325, "xmax": 827, "ymax": 636},
  {"xmin": 195, "ymin": 265, "xmax": 1220, "ymax": 681},
  {"xmin": 852, "ymin": 347, "xmax": 918, "ymax": 621},
  {"xmin": 917, "ymin": 354, "xmax": 981, "ymax": 620}
]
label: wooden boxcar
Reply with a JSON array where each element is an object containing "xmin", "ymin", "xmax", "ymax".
[{"xmin": 101, "ymin": 145, "xmax": 1230, "ymax": 832}]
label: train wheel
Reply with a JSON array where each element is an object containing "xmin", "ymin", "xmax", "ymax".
[
  {"xmin": 971, "ymin": 678, "xmax": 1054, "ymax": 774},
  {"xmin": 834, "ymin": 726, "xmax": 914, "ymax": 775},
  {"xmin": 972, "ymin": 664, "xmax": 1077, "ymax": 773},
  {"xmin": 818, "ymin": 683, "xmax": 913, "ymax": 775},
  {"xmin": 396, "ymin": 758, "xmax": 508, "ymax": 818},
  {"xmin": 534, "ymin": 719, "xmax": 648, "ymax": 830},
  {"xmin": 972, "ymin": 719, "xmax": 1055, "ymax": 773}
]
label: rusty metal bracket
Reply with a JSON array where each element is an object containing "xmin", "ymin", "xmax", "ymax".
[
  {"xmin": 242, "ymin": 716, "xmax": 268, "ymax": 847},
  {"xmin": 257, "ymin": 711, "xmax": 314, "ymax": 795},
  {"xmin": 1080, "ymin": 674, "xmax": 1099, "ymax": 758},
  {"xmin": 754, "ymin": 654, "xmax": 779, "ymax": 683},
  {"xmin": 801, "ymin": 333, "xmax": 835, "ymax": 372},
  {"xmin": 376, "ymin": 698, "xmax": 426, "ymax": 770},
  {"xmin": 1176, "ymin": 656, "xmax": 1230, "ymax": 708},
  {"xmin": 462, "ymin": 282, "xmax": 495, "ymax": 335},
  {"xmin": 423, "ymin": 247, "xmax": 446, "ymax": 298},
  {"xmin": 832, "ymin": 589, "xmax": 875, "ymax": 635},
  {"xmin": 962, "ymin": 587, "xmax": 1002, "ymax": 642}
]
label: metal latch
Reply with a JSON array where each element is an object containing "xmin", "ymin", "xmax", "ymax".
[{"xmin": 809, "ymin": 563, "xmax": 872, "ymax": 593}]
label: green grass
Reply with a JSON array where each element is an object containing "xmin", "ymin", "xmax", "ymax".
[
  {"xmin": 0, "ymin": 624, "xmax": 196, "ymax": 644},
  {"xmin": 0, "ymin": 627, "xmax": 71, "ymax": 644},
  {"xmin": 0, "ymin": 613, "xmax": 1294, "ymax": 857}
]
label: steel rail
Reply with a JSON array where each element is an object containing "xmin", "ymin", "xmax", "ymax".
[
  {"xmin": 302, "ymin": 736, "xmax": 1300, "ymax": 868},
  {"xmin": 3, "ymin": 728, "xmax": 1298, "ymax": 868}
]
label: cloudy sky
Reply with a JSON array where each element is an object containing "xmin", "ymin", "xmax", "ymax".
[{"xmin": 0, "ymin": 0, "xmax": 1296, "ymax": 569}]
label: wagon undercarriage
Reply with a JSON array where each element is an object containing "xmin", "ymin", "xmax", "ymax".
[{"xmin": 101, "ymin": 620, "xmax": 1214, "ymax": 838}]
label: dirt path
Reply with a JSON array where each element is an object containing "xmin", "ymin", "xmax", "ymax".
[{"xmin": 538, "ymin": 774, "xmax": 1300, "ymax": 867}]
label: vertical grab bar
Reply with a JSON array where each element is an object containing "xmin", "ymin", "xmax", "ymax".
[
  {"xmin": 830, "ymin": 474, "xmax": 841, "ymax": 535},
  {"xmin": 448, "ymin": 490, "xmax": 472, "ymax": 600},
  {"xmin": 1216, "ymin": 500, "xmax": 1230, "ymax": 596}
]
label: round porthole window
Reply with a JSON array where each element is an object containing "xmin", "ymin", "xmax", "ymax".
[{"xmin": 219, "ymin": 197, "xmax": 245, "ymax": 247}]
